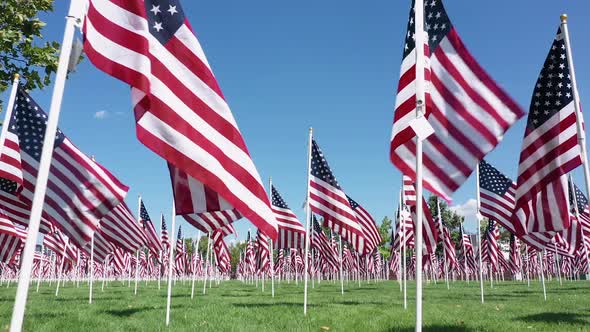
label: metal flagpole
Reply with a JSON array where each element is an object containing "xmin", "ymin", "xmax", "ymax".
[
  {"xmin": 561, "ymin": 14, "xmax": 590, "ymax": 280},
  {"xmin": 475, "ymin": 164, "xmax": 485, "ymax": 303},
  {"xmin": 269, "ymin": 177, "xmax": 275, "ymax": 297},
  {"xmin": 135, "ymin": 196, "xmax": 142, "ymax": 295},
  {"xmin": 36, "ymin": 244, "xmax": 43, "ymax": 292},
  {"xmin": 9, "ymin": 1, "xmax": 81, "ymax": 329},
  {"xmin": 338, "ymin": 236, "xmax": 344, "ymax": 295},
  {"xmin": 203, "ymin": 233, "xmax": 210, "ymax": 295},
  {"xmin": 413, "ymin": 1, "xmax": 426, "ymax": 330},
  {"xmin": 303, "ymin": 128, "xmax": 313, "ymax": 315},
  {"xmin": 539, "ymin": 251, "xmax": 547, "ymax": 301},
  {"xmin": 165, "ymin": 202, "xmax": 176, "ymax": 326},
  {"xmin": 191, "ymin": 231, "xmax": 201, "ymax": 299},
  {"xmin": 89, "ymin": 235, "xmax": 94, "ymax": 304}
]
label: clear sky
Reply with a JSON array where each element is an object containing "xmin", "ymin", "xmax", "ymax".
[{"xmin": 4, "ymin": 0, "xmax": 590, "ymax": 242}]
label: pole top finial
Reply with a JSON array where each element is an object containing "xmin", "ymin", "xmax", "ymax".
[
  {"xmin": 13, "ymin": 73, "xmax": 19, "ymax": 81},
  {"xmin": 561, "ymin": 14, "xmax": 568, "ymax": 22},
  {"xmin": 309, "ymin": 127, "xmax": 313, "ymax": 133}
]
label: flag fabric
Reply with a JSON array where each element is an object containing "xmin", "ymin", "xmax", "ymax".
[
  {"xmin": 99, "ymin": 202, "xmax": 148, "ymax": 253},
  {"xmin": 403, "ymin": 177, "xmax": 438, "ymax": 253},
  {"xmin": 160, "ymin": 214, "xmax": 169, "ymax": 250},
  {"xmin": 255, "ymin": 230, "xmax": 270, "ymax": 273},
  {"xmin": 139, "ymin": 199, "xmax": 163, "ymax": 256},
  {"xmin": 212, "ymin": 226, "xmax": 232, "ymax": 273},
  {"xmin": 479, "ymin": 160, "xmax": 565, "ymax": 253},
  {"xmin": 311, "ymin": 216, "xmax": 339, "ymax": 270},
  {"xmin": 83, "ymin": 0, "xmax": 278, "ymax": 239},
  {"xmin": 509, "ymin": 234, "xmax": 522, "ymax": 275},
  {"xmin": 245, "ymin": 231, "xmax": 255, "ymax": 274},
  {"xmin": 43, "ymin": 227, "xmax": 78, "ymax": 263},
  {"xmin": 0, "ymin": 87, "xmax": 128, "ymax": 246},
  {"xmin": 569, "ymin": 181, "xmax": 590, "ymax": 252},
  {"xmin": 436, "ymin": 199, "xmax": 458, "ymax": 269},
  {"xmin": 389, "ymin": 0, "xmax": 524, "ymax": 201},
  {"xmin": 271, "ymin": 184, "xmax": 306, "ymax": 249},
  {"xmin": 482, "ymin": 220, "xmax": 500, "ymax": 272},
  {"xmin": 513, "ymin": 27, "xmax": 581, "ymax": 235},
  {"xmin": 309, "ymin": 139, "xmax": 364, "ymax": 253},
  {"xmin": 347, "ymin": 195, "xmax": 382, "ymax": 254},
  {"xmin": 175, "ymin": 226, "xmax": 185, "ymax": 274},
  {"xmin": 0, "ymin": 219, "xmax": 26, "ymax": 264}
]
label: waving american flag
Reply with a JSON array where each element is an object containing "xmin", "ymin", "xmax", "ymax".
[
  {"xmin": 390, "ymin": 0, "xmax": 523, "ymax": 202},
  {"xmin": 83, "ymin": 0, "xmax": 277, "ymax": 239},
  {"xmin": 271, "ymin": 184, "xmax": 306, "ymax": 249}
]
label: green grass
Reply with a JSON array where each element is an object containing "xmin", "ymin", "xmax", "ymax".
[{"xmin": 0, "ymin": 278, "xmax": 588, "ymax": 331}]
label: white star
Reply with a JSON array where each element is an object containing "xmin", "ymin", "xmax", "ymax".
[
  {"xmin": 153, "ymin": 22, "xmax": 163, "ymax": 32},
  {"xmin": 150, "ymin": 5, "xmax": 161, "ymax": 15},
  {"xmin": 168, "ymin": 5, "xmax": 178, "ymax": 15}
]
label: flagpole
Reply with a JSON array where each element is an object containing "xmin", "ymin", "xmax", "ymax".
[
  {"xmin": 338, "ymin": 235, "xmax": 344, "ymax": 295},
  {"xmin": 165, "ymin": 201, "xmax": 176, "ymax": 326},
  {"xmin": 303, "ymin": 127, "xmax": 313, "ymax": 315},
  {"xmin": 191, "ymin": 231, "xmax": 201, "ymax": 299},
  {"xmin": 400, "ymin": 186, "xmax": 408, "ymax": 310},
  {"xmin": 134, "ymin": 196, "xmax": 143, "ymax": 295},
  {"xmin": 203, "ymin": 233, "xmax": 210, "ymax": 295},
  {"xmin": 413, "ymin": 0, "xmax": 426, "ymax": 329},
  {"xmin": 89, "ymin": 234, "xmax": 94, "ymax": 304},
  {"xmin": 36, "ymin": 244, "xmax": 44, "ymax": 292},
  {"xmin": 268, "ymin": 176, "xmax": 275, "ymax": 298},
  {"xmin": 0, "ymin": 74, "xmax": 20, "ymax": 154},
  {"xmin": 475, "ymin": 164, "xmax": 485, "ymax": 303},
  {"xmin": 10, "ymin": 1, "xmax": 81, "ymax": 328},
  {"xmin": 538, "ymin": 251, "xmax": 547, "ymax": 301}
]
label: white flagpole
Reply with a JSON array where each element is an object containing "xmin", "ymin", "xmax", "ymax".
[
  {"xmin": 36, "ymin": 244, "xmax": 43, "ymax": 293},
  {"xmin": 134, "ymin": 196, "xmax": 142, "ymax": 295},
  {"xmin": 538, "ymin": 251, "xmax": 547, "ymax": 301},
  {"xmin": 165, "ymin": 202, "xmax": 176, "ymax": 326},
  {"xmin": 475, "ymin": 164, "xmax": 485, "ymax": 303},
  {"xmin": 0, "ymin": 74, "xmax": 20, "ymax": 153},
  {"xmin": 561, "ymin": 15, "xmax": 590, "ymax": 279},
  {"xmin": 268, "ymin": 177, "xmax": 275, "ymax": 297},
  {"xmin": 203, "ymin": 233, "xmax": 210, "ymax": 295},
  {"xmin": 89, "ymin": 235, "xmax": 94, "ymax": 304},
  {"xmin": 10, "ymin": 2, "xmax": 80, "ymax": 329},
  {"xmin": 191, "ymin": 231, "xmax": 201, "ymax": 299},
  {"xmin": 303, "ymin": 128, "xmax": 313, "ymax": 315},
  {"xmin": 338, "ymin": 235, "xmax": 344, "ymax": 295},
  {"xmin": 413, "ymin": 1, "xmax": 426, "ymax": 330}
]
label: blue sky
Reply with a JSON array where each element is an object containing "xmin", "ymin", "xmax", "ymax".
[{"xmin": 4, "ymin": 0, "xmax": 590, "ymax": 242}]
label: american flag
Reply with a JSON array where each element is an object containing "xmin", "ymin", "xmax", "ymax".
[
  {"xmin": 390, "ymin": 0, "xmax": 524, "ymax": 201},
  {"xmin": 347, "ymin": 195, "xmax": 382, "ymax": 254},
  {"xmin": 479, "ymin": 160, "xmax": 563, "ymax": 253},
  {"xmin": 311, "ymin": 216, "xmax": 339, "ymax": 270},
  {"xmin": 83, "ymin": 0, "xmax": 278, "ymax": 239},
  {"xmin": 402, "ymin": 176, "xmax": 417, "ymax": 206},
  {"xmin": 392, "ymin": 207, "xmax": 414, "ymax": 252},
  {"xmin": 0, "ymin": 87, "xmax": 128, "ymax": 246},
  {"xmin": 436, "ymin": 199, "xmax": 458, "ymax": 269},
  {"xmin": 0, "ymin": 219, "xmax": 25, "ymax": 264},
  {"xmin": 513, "ymin": 27, "xmax": 581, "ymax": 235},
  {"xmin": 309, "ymin": 139, "xmax": 364, "ymax": 253},
  {"xmin": 271, "ymin": 184, "xmax": 306, "ymax": 249},
  {"xmin": 100, "ymin": 202, "xmax": 149, "ymax": 253},
  {"xmin": 43, "ymin": 227, "xmax": 78, "ymax": 264},
  {"xmin": 569, "ymin": 180, "xmax": 590, "ymax": 249},
  {"xmin": 175, "ymin": 226, "xmax": 185, "ymax": 274},
  {"xmin": 83, "ymin": 230, "xmax": 114, "ymax": 264},
  {"xmin": 139, "ymin": 198, "xmax": 163, "ymax": 256},
  {"xmin": 508, "ymin": 234, "xmax": 522, "ymax": 275},
  {"xmin": 482, "ymin": 220, "xmax": 499, "ymax": 272},
  {"xmin": 160, "ymin": 214, "xmax": 169, "ymax": 249},
  {"xmin": 403, "ymin": 177, "xmax": 438, "ymax": 253},
  {"xmin": 245, "ymin": 231, "xmax": 255, "ymax": 274},
  {"xmin": 255, "ymin": 230, "xmax": 270, "ymax": 273},
  {"xmin": 212, "ymin": 226, "xmax": 233, "ymax": 273}
]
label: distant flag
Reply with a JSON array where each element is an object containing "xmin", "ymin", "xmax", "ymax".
[
  {"xmin": 139, "ymin": 199, "xmax": 163, "ymax": 256},
  {"xmin": 308, "ymin": 139, "xmax": 364, "ymax": 253},
  {"xmin": 403, "ymin": 177, "xmax": 438, "ymax": 254},
  {"xmin": 389, "ymin": 0, "xmax": 524, "ymax": 201},
  {"xmin": 256, "ymin": 230, "xmax": 270, "ymax": 273},
  {"xmin": 83, "ymin": 0, "xmax": 278, "ymax": 239},
  {"xmin": 161, "ymin": 214, "xmax": 169, "ymax": 250},
  {"xmin": 0, "ymin": 219, "xmax": 26, "ymax": 264},
  {"xmin": 100, "ymin": 202, "xmax": 149, "ymax": 253},
  {"xmin": 0, "ymin": 87, "xmax": 128, "ymax": 246},
  {"xmin": 311, "ymin": 216, "xmax": 339, "ymax": 269},
  {"xmin": 271, "ymin": 184, "xmax": 306, "ymax": 249},
  {"xmin": 512, "ymin": 27, "xmax": 581, "ymax": 235},
  {"xmin": 347, "ymin": 195, "xmax": 382, "ymax": 254},
  {"xmin": 175, "ymin": 226, "xmax": 185, "ymax": 274}
]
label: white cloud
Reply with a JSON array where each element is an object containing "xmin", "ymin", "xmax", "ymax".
[
  {"xmin": 93, "ymin": 110, "xmax": 109, "ymax": 119},
  {"xmin": 449, "ymin": 198, "xmax": 479, "ymax": 232}
]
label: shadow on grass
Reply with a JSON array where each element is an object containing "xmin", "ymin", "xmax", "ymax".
[
  {"xmin": 231, "ymin": 302, "xmax": 318, "ymax": 308},
  {"xmin": 387, "ymin": 325, "xmax": 473, "ymax": 331},
  {"xmin": 105, "ymin": 304, "xmax": 185, "ymax": 317},
  {"xmin": 515, "ymin": 312, "xmax": 590, "ymax": 325}
]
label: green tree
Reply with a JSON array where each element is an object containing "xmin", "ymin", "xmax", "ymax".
[
  {"xmin": 229, "ymin": 241, "xmax": 247, "ymax": 274},
  {"xmin": 378, "ymin": 216, "xmax": 392, "ymax": 247},
  {"xmin": 0, "ymin": 0, "xmax": 60, "ymax": 108}
]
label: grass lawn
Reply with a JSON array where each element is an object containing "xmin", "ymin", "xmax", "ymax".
[{"xmin": 0, "ymin": 278, "xmax": 588, "ymax": 331}]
